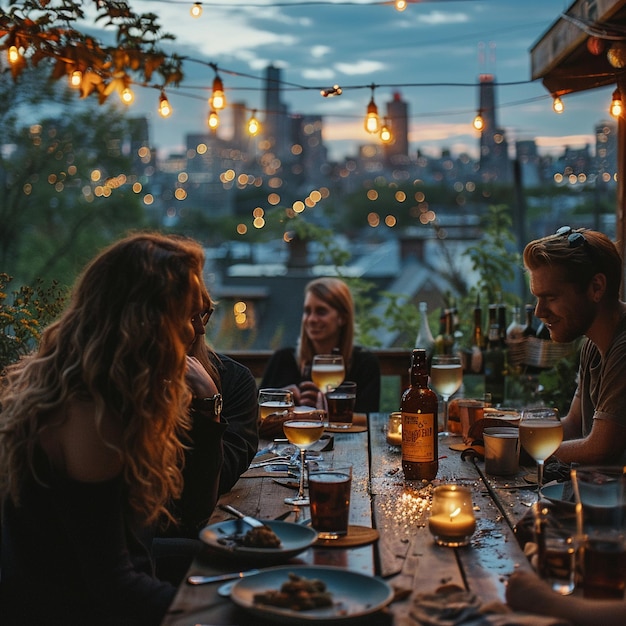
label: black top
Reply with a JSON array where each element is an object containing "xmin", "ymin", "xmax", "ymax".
[
  {"xmin": 0, "ymin": 447, "xmax": 181, "ymax": 626},
  {"xmin": 260, "ymin": 346, "xmax": 380, "ymax": 413}
]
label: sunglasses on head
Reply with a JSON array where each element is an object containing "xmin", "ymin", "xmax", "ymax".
[
  {"xmin": 192, "ymin": 308, "xmax": 213, "ymax": 327},
  {"xmin": 555, "ymin": 225, "xmax": 587, "ymax": 248}
]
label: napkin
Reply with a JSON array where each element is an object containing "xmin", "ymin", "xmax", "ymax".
[{"xmin": 409, "ymin": 585, "xmax": 571, "ymax": 626}]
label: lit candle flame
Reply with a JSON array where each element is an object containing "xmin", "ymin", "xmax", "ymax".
[{"xmin": 449, "ymin": 506, "xmax": 461, "ymax": 521}]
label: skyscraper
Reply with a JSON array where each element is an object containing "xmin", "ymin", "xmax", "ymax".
[
  {"xmin": 477, "ymin": 74, "xmax": 511, "ymax": 183},
  {"xmin": 263, "ymin": 64, "xmax": 290, "ymax": 160},
  {"xmin": 384, "ymin": 91, "xmax": 409, "ymax": 166}
]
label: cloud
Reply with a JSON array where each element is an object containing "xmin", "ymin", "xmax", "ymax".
[
  {"xmin": 335, "ymin": 60, "xmax": 386, "ymax": 75},
  {"xmin": 418, "ymin": 10, "xmax": 470, "ymax": 26}
]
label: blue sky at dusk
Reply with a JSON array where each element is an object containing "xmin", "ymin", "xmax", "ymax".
[{"xmin": 125, "ymin": 0, "xmax": 610, "ymax": 162}]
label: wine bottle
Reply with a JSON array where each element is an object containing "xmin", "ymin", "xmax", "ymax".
[
  {"xmin": 469, "ymin": 295, "xmax": 484, "ymax": 374},
  {"xmin": 522, "ymin": 304, "xmax": 536, "ymax": 337},
  {"xmin": 401, "ymin": 349, "xmax": 439, "ymax": 481},
  {"xmin": 483, "ymin": 323, "xmax": 505, "ymax": 406},
  {"xmin": 414, "ymin": 301, "xmax": 435, "ymax": 369}
]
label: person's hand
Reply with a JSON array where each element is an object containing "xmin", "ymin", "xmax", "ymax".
[
  {"xmin": 506, "ymin": 570, "xmax": 554, "ymax": 614},
  {"xmin": 185, "ymin": 356, "xmax": 219, "ymax": 398},
  {"xmin": 298, "ymin": 380, "xmax": 320, "ymax": 407}
]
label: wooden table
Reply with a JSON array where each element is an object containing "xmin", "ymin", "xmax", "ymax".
[{"xmin": 162, "ymin": 413, "xmax": 536, "ymax": 625}]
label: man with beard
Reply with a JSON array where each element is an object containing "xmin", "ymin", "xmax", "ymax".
[{"xmin": 523, "ymin": 226, "xmax": 626, "ymax": 464}]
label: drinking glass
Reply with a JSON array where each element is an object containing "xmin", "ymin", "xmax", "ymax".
[
  {"xmin": 258, "ymin": 388, "xmax": 294, "ymax": 422},
  {"xmin": 311, "ymin": 354, "xmax": 345, "ymax": 421},
  {"xmin": 518, "ymin": 407, "xmax": 563, "ymax": 498},
  {"xmin": 430, "ymin": 354, "xmax": 463, "ymax": 436},
  {"xmin": 282, "ymin": 414, "xmax": 325, "ymax": 506}
]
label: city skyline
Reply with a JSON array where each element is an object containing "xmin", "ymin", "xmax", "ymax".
[{"xmin": 123, "ymin": 0, "xmax": 614, "ymax": 162}]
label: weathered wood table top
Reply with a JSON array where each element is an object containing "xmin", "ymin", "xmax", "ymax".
[{"xmin": 162, "ymin": 412, "xmax": 535, "ymax": 625}]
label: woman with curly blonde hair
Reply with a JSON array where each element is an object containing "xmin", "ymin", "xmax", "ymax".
[{"xmin": 0, "ymin": 232, "xmax": 225, "ymax": 625}]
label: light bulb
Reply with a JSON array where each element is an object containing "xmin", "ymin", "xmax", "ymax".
[
  {"xmin": 552, "ymin": 96, "xmax": 564, "ymax": 114},
  {"xmin": 158, "ymin": 92, "xmax": 172, "ymax": 118},
  {"xmin": 190, "ymin": 2, "xmax": 202, "ymax": 18},
  {"xmin": 380, "ymin": 120, "xmax": 393, "ymax": 144},
  {"xmin": 207, "ymin": 110, "xmax": 219, "ymax": 130},
  {"xmin": 8, "ymin": 46, "xmax": 19, "ymax": 64},
  {"xmin": 395, "ymin": 0, "xmax": 408, "ymax": 11},
  {"xmin": 364, "ymin": 97, "xmax": 380, "ymax": 134},
  {"xmin": 69, "ymin": 70, "xmax": 82, "ymax": 88},
  {"xmin": 209, "ymin": 75, "xmax": 226, "ymax": 111},
  {"xmin": 247, "ymin": 113, "xmax": 260, "ymax": 136},
  {"xmin": 120, "ymin": 87, "xmax": 134, "ymax": 105},
  {"xmin": 607, "ymin": 43, "xmax": 626, "ymax": 68},
  {"xmin": 610, "ymin": 88, "xmax": 623, "ymax": 118},
  {"xmin": 473, "ymin": 111, "xmax": 484, "ymax": 131}
]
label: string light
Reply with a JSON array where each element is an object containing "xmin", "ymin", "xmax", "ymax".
[
  {"xmin": 364, "ymin": 85, "xmax": 380, "ymax": 134},
  {"xmin": 120, "ymin": 87, "xmax": 135, "ymax": 105},
  {"xmin": 158, "ymin": 91, "xmax": 172, "ymax": 117},
  {"xmin": 69, "ymin": 70, "xmax": 82, "ymax": 88},
  {"xmin": 247, "ymin": 110, "xmax": 260, "ymax": 136},
  {"xmin": 552, "ymin": 95, "xmax": 564, "ymax": 114},
  {"xmin": 209, "ymin": 71, "xmax": 226, "ymax": 111},
  {"xmin": 207, "ymin": 109, "xmax": 219, "ymax": 130},
  {"xmin": 190, "ymin": 2, "xmax": 202, "ymax": 17},
  {"xmin": 380, "ymin": 118, "xmax": 393, "ymax": 143},
  {"xmin": 610, "ymin": 88, "xmax": 623, "ymax": 118},
  {"xmin": 320, "ymin": 84, "xmax": 342, "ymax": 97},
  {"xmin": 472, "ymin": 109, "xmax": 484, "ymax": 131},
  {"xmin": 8, "ymin": 46, "xmax": 19, "ymax": 64},
  {"xmin": 395, "ymin": 0, "xmax": 407, "ymax": 11}
]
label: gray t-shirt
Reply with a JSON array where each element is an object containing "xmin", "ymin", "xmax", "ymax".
[{"xmin": 576, "ymin": 311, "xmax": 626, "ymax": 461}]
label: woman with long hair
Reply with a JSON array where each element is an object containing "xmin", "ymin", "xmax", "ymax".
[{"xmin": 0, "ymin": 232, "xmax": 225, "ymax": 625}]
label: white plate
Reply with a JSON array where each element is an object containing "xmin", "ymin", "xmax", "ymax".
[
  {"xmin": 199, "ymin": 520, "xmax": 318, "ymax": 562},
  {"xmin": 230, "ymin": 565, "xmax": 393, "ymax": 624}
]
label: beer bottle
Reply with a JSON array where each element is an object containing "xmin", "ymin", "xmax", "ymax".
[{"xmin": 401, "ymin": 349, "xmax": 438, "ymax": 481}]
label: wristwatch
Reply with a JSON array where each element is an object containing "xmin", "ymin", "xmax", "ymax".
[{"xmin": 191, "ymin": 393, "xmax": 223, "ymax": 419}]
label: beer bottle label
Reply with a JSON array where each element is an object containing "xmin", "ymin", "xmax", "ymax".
[{"xmin": 402, "ymin": 411, "xmax": 435, "ymax": 462}]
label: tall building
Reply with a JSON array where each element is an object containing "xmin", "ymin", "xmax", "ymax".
[
  {"xmin": 477, "ymin": 74, "xmax": 511, "ymax": 184},
  {"xmin": 384, "ymin": 91, "xmax": 410, "ymax": 166},
  {"xmin": 263, "ymin": 64, "xmax": 291, "ymax": 160}
]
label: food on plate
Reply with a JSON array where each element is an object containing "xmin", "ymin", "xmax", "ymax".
[
  {"xmin": 253, "ymin": 572, "xmax": 334, "ymax": 610},
  {"xmin": 217, "ymin": 524, "xmax": 282, "ymax": 549}
]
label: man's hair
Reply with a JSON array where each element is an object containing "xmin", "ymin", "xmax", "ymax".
[{"xmin": 523, "ymin": 227, "xmax": 622, "ymax": 300}]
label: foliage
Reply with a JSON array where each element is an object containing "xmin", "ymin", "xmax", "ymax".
[
  {"xmin": 0, "ymin": 1, "xmax": 183, "ymax": 102},
  {"xmin": 0, "ymin": 273, "xmax": 67, "ymax": 372},
  {"xmin": 0, "ymin": 64, "xmax": 148, "ymax": 287}
]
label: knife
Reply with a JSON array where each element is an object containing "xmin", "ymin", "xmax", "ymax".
[
  {"xmin": 219, "ymin": 503, "xmax": 265, "ymax": 528},
  {"xmin": 187, "ymin": 568, "xmax": 261, "ymax": 586}
]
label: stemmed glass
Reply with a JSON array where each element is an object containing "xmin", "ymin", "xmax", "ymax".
[
  {"xmin": 430, "ymin": 354, "xmax": 463, "ymax": 436},
  {"xmin": 311, "ymin": 353, "xmax": 345, "ymax": 421},
  {"xmin": 519, "ymin": 407, "xmax": 563, "ymax": 499},
  {"xmin": 282, "ymin": 413, "xmax": 325, "ymax": 506}
]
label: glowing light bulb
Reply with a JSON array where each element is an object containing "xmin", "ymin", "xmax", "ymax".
[
  {"xmin": 364, "ymin": 97, "xmax": 380, "ymax": 134},
  {"xmin": 190, "ymin": 2, "xmax": 202, "ymax": 17},
  {"xmin": 395, "ymin": 0, "xmax": 408, "ymax": 11},
  {"xmin": 552, "ymin": 96, "xmax": 564, "ymax": 114},
  {"xmin": 610, "ymin": 88, "xmax": 623, "ymax": 118},
  {"xmin": 473, "ymin": 110, "xmax": 484, "ymax": 131},
  {"xmin": 120, "ymin": 87, "xmax": 134, "ymax": 105},
  {"xmin": 209, "ymin": 75, "xmax": 226, "ymax": 111},
  {"xmin": 69, "ymin": 70, "xmax": 82, "ymax": 88},
  {"xmin": 8, "ymin": 46, "xmax": 19, "ymax": 64},
  {"xmin": 247, "ymin": 112, "xmax": 260, "ymax": 136},
  {"xmin": 208, "ymin": 109, "xmax": 219, "ymax": 130},
  {"xmin": 380, "ymin": 120, "xmax": 393, "ymax": 144},
  {"xmin": 158, "ymin": 92, "xmax": 172, "ymax": 118}
]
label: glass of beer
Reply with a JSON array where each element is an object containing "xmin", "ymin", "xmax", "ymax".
[
  {"xmin": 571, "ymin": 465, "xmax": 626, "ymax": 599},
  {"xmin": 258, "ymin": 388, "xmax": 294, "ymax": 422},
  {"xmin": 518, "ymin": 406, "xmax": 563, "ymax": 499},
  {"xmin": 282, "ymin": 414, "xmax": 325, "ymax": 506},
  {"xmin": 309, "ymin": 464, "xmax": 352, "ymax": 539},
  {"xmin": 326, "ymin": 381, "xmax": 356, "ymax": 429}
]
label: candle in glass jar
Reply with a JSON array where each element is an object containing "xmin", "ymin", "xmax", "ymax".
[
  {"xmin": 386, "ymin": 412, "xmax": 402, "ymax": 446},
  {"xmin": 428, "ymin": 484, "xmax": 476, "ymax": 547}
]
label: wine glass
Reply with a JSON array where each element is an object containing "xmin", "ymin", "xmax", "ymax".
[
  {"xmin": 430, "ymin": 354, "xmax": 463, "ymax": 436},
  {"xmin": 282, "ymin": 414, "xmax": 325, "ymax": 506},
  {"xmin": 519, "ymin": 407, "xmax": 563, "ymax": 498},
  {"xmin": 258, "ymin": 388, "xmax": 294, "ymax": 422}
]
